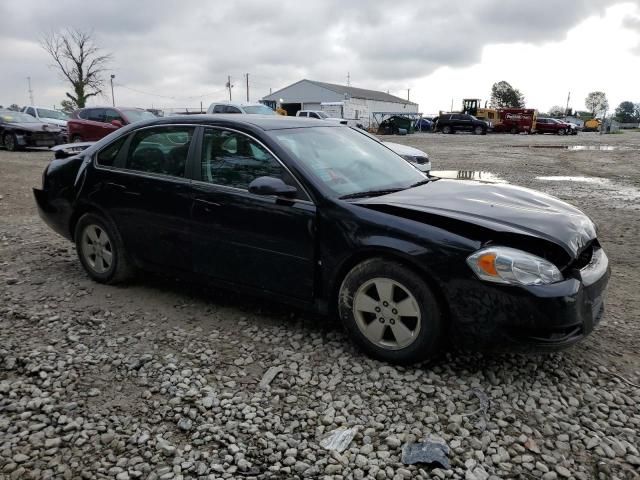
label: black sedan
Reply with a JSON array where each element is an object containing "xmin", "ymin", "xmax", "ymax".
[
  {"xmin": 1, "ymin": 110, "xmax": 62, "ymax": 151},
  {"xmin": 33, "ymin": 115, "xmax": 610, "ymax": 364}
]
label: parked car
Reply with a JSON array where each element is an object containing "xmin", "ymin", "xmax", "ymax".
[
  {"xmin": 67, "ymin": 107, "xmax": 157, "ymax": 142},
  {"xmin": 414, "ymin": 118, "xmax": 433, "ymax": 131},
  {"xmin": 356, "ymin": 128, "xmax": 431, "ymax": 172},
  {"xmin": 296, "ymin": 110, "xmax": 347, "ymax": 124},
  {"xmin": 0, "ymin": 110, "xmax": 63, "ymax": 151},
  {"xmin": 34, "ymin": 115, "xmax": 609, "ymax": 364},
  {"xmin": 207, "ymin": 101, "xmax": 276, "ymax": 115},
  {"xmin": 434, "ymin": 113, "xmax": 490, "ymax": 134},
  {"xmin": 535, "ymin": 118, "xmax": 577, "ymax": 135},
  {"xmin": 21, "ymin": 106, "xmax": 69, "ymax": 131}
]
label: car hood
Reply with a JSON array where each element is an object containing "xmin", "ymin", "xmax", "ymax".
[
  {"xmin": 354, "ymin": 179, "xmax": 596, "ymax": 258},
  {"xmin": 8, "ymin": 122, "xmax": 61, "ymax": 132},
  {"xmin": 383, "ymin": 141, "xmax": 427, "ymax": 157},
  {"xmin": 42, "ymin": 118, "xmax": 68, "ymax": 127}
]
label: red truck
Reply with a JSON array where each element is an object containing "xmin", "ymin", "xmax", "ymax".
[{"xmin": 492, "ymin": 109, "xmax": 537, "ymax": 134}]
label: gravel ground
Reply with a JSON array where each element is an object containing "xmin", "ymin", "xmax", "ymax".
[{"xmin": 1, "ymin": 132, "xmax": 639, "ymax": 480}]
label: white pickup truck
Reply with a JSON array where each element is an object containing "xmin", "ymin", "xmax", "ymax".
[{"xmin": 296, "ymin": 110, "xmax": 349, "ymax": 125}]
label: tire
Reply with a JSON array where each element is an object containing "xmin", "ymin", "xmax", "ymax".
[
  {"xmin": 557, "ymin": 129, "xmax": 566, "ymax": 136},
  {"xmin": 473, "ymin": 125, "xmax": 485, "ymax": 135},
  {"xmin": 442, "ymin": 125, "xmax": 453, "ymax": 134},
  {"xmin": 510, "ymin": 127, "xmax": 518, "ymax": 134},
  {"xmin": 3, "ymin": 133, "xmax": 18, "ymax": 152},
  {"xmin": 71, "ymin": 134, "xmax": 83, "ymax": 143},
  {"xmin": 74, "ymin": 213, "xmax": 133, "ymax": 284},
  {"xmin": 338, "ymin": 258, "xmax": 442, "ymax": 364}
]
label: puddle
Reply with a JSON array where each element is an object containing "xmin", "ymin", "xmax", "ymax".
[
  {"xmin": 510, "ymin": 144, "xmax": 636, "ymax": 151},
  {"xmin": 535, "ymin": 176, "xmax": 640, "ymax": 208},
  {"xmin": 430, "ymin": 170, "xmax": 507, "ymax": 183},
  {"xmin": 535, "ymin": 176, "xmax": 608, "ymax": 183}
]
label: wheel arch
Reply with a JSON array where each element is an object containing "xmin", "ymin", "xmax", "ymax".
[
  {"xmin": 69, "ymin": 203, "xmax": 120, "ymax": 242},
  {"xmin": 328, "ymin": 248, "xmax": 451, "ymax": 325}
]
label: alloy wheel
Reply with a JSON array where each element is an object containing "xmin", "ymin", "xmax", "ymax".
[
  {"xmin": 5, "ymin": 134, "xmax": 15, "ymax": 151},
  {"xmin": 352, "ymin": 277, "xmax": 422, "ymax": 350},
  {"xmin": 80, "ymin": 224, "xmax": 113, "ymax": 274}
]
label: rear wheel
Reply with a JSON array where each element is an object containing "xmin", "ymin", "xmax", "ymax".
[
  {"xmin": 74, "ymin": 213, "xmax": 133, "ymax": 284},
  {"xmin": 557, "ymin": 128, "xmax": 566, "ymax": 136},
  {"xmin": 510, "ymin": 126, "xmax": 518, "ymax": 134},
  {"xmin": 442, "ymin": 125, "xmax": 453, "ymax": 134},
  {"xmin": 474, "ymin": 125, "xmax": 485, "ymax": 135},
  {"xmin": 3, "ymin": 133, "xmax": 18, "ymax": 151},
  {"xmin": 338, "ymin": 258, "xmax": 442, "ymax": 364}
]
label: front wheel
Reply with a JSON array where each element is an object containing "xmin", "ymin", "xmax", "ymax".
[
  {"xmin": 3, "ymin": 133, "xmax": 18, "ymax": 151},
  {"xmin": 338, "ymin": 259, "xmax": 442, "ymax": 364},
  {"xmin": 474, "ymin": 125, "xmax": 485, "ymax": 135},
  {"xmin": 71, "ymin": 134, "xmax": 83, "ymax": 143},
  {"xmin": 557, "ymin": 128, "xmax": 566, "ymax": 136},
  {"xmin": 442, "ymin": 125, "xmax": 453, "ymax": 134},
  {"xmin": 75, "ymin": 213, "xmax": 133, "ymax": 284}
]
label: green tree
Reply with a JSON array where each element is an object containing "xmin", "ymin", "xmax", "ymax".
[
  {"xmin": 490, "ymin": 81, "xmax": 525, "ymax": 108},
  {"xmin": 614, "ymin": 101, "xmax": 639, "ymax": 123},
  {"xmin": 41, "ymin": 29, "xmax": 112, "ymax": 109},
  {"xmin": 584, "ymin": 91, "xmax": 608, "ymax": 118},
  {"xmin": 548, "ymin": 105, "xmax": 566, "ymax": 117}
]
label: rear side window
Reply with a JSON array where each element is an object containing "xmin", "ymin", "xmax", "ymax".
[
  {"xmin": 78, "ymin": 109, "xmax": 91, "ymax": 120},
  {"xmin": 213, "ymin": 105, "xmax": 225, "ymax": 113},
  {"xmin": 26, "ymin": 107, "xmax": 36, "ymax": 117},
  {"xmin": 96, "ymin": 136, "xmax": 127, "ymax": 167},
  {"xmin": 88, "ymin": 109, "xmax": 106, "ymax": 122},
  {"xmin": 125, "ymin": 126, "xmax": 195, "ymax": 177},
  {"xmin": 104, "ymin": 109, "xmax": 124, "ymax": 123},
  {"xmin": 224, "ymin": 106, "xmax": 242, "ymax": 113}
]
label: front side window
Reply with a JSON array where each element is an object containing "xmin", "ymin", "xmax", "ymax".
[
  {"xmin": 88, "ymin": 109, "xmax": 106, "ymax": 123},
  {"xmin": 96, "ymin": 136, "xmax": 127, "ymax": 167},
  {"xmin": 271, "ymin": 126, "xmax": 425, "ymax": 198},
  {"xmin": 104, "ymin": 109, "xmax": 124, "ymax": 123},
  {"xmin": 125, "ymin": 126, "xmax": 195, "ymax": 177},
  {"xmin": 120, "ymin": 109, "xmax": 156, "ymax": 123},
  {"xmin": 224, "ymin": 106, "xmax": 242, "ymax": 114},
  {"xmin": 213, "ymin": 105, "xmax": 225, "ymax": 113},
  {"xmin": 26, "ymin": 107, "xmax": 36, "ymax": 117},
  {"xmin": 200, "ymin": 128, "xmax": 296, "ymax": 192}
]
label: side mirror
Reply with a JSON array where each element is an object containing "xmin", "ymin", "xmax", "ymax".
[
  {"xmin": 111, "ymin": 119, "xmax": 123, "ymax": 128},
  {"xmin": 248, "ymin": 176, "xmax": 297, "ymax": 198}
]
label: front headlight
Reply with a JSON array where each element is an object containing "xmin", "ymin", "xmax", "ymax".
[{"xmin": 466, "ymin": 246, "xmax": 563, "ymax": 286}]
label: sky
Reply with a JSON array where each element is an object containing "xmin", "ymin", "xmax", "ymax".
[{"xmin": 1, "ymin": 0, "xmax": 639, "ymax": 115}]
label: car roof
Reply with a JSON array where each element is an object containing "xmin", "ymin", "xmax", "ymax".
[
  {"xmin": 128, "ymin": 114, "xmax": 334, "ymax": 131},
  {"xmin": 209, "ymin": 101, "xmax": 265, "ymax": 107}
]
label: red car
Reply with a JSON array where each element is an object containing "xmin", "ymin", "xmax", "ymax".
[
  {"xmin": 67, "ymin": 107, "xmax": 156, "ymax": 142},
  {"xmin": 535, "ymin": 117, "xmax": 577, "ymax": 135}
]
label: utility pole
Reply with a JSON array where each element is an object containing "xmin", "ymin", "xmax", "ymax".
[
  {"xmin": 110, "ymin": 74, "xmax": 116, "ymax": 107},
  {"xmin": 226, "ymin": 75, "xmax": 233, "ymax": 101},
  {"xmin": 565, "ymin": 91, "xmax": 571, "ymax": 118},
  {"xmin": 407, "ymin": 88, "xmax": 410, "ymax": 101},
  {"xmin": 347, "ymin": 72, "xmax": 350, "ymax": 86},
  {"xmin": 246, "ymin": 73, "xmax": 249, "ymax": 102},
  {"xmin": 27, "ymin": 77, "xmax": 34, "ymax": 104}
]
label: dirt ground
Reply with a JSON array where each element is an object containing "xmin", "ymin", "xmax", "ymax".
[{"xmin": 1, "ymin": 131, "xmax": 639, "ymax": 479}]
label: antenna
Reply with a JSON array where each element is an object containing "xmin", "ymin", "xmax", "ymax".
[{"xmin": 27, "ymin": 77, "xmax": 34, "ymax": 104}]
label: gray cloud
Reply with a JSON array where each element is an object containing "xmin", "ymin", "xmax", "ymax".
[{"xmin": 0, "ymin": 0, "xmax": 627, "ymax": 107}]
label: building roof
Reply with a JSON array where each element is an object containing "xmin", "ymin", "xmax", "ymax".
[{"xmin": 266, "ymin": 79, "xmax": 417, "ymax": 105}]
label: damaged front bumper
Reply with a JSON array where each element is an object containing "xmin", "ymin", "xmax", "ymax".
[{"xmin": 448, "ymin": 245, "xmax": 610, "ymax": 351}]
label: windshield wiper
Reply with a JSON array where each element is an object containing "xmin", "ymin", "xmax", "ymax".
[
  {"xmin": 406, "ymin": 178, "xmax": 433, "ymax": 188},
  {"xmin": 339, "ymin": 188, "xmax": 406, "ymax": 200}
]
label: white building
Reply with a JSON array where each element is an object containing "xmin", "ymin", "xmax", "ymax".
[{"xmin": 261, "ymin": 79, "xmax": 418, "ymax": 128}]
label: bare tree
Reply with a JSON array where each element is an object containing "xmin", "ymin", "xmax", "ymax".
[
  {"xmin": 41, "ymin": 29, "xmax": 112, "ymax": 109},
  {"xmin": 584, "ymin": 91, "xmax": 608, "ymax": 118}
]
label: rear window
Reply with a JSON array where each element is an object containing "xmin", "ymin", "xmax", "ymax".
[{"xmin": 96, "ymin": 136, "xmax": 127, "ymax": 167}]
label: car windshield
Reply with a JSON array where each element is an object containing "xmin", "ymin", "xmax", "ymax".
[
  {"xmin": 243, "ymin": 105, "xmax": 276, "ymax": 115},
  {"xmin": 121, "ymin": 109, "xmax": 157, "ymax": 123},
  {"xmin": 37, "ymin": 108, "xmax": 69, "ymax": 120},
  {"xmin": 316, "ymin": 112, "xmax": 329, "ymax": 119},
  {"xmin": 0, "ymin": 112, "xmax": 39, "ymax": 123},
  {"xmin": 271, "ymin": 126, "xmax": 426, "ymax": 198}
]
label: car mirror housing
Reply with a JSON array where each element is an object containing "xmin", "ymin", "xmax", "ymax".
[
  {"xmin": 248, "ymin": 176, "xmax": 297, "ymax": 198},
  {"xmin": 111, "ymin": 119, "xmax": 124, "ymax": 128}
]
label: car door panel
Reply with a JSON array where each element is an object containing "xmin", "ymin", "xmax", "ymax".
[
  {"xmin": 190, "ymin": 127, "xmax": 316, "ymax": 300},
  {"xmin": 191, "ymin": 184, "xmax": 316, "ymax": 299}
]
